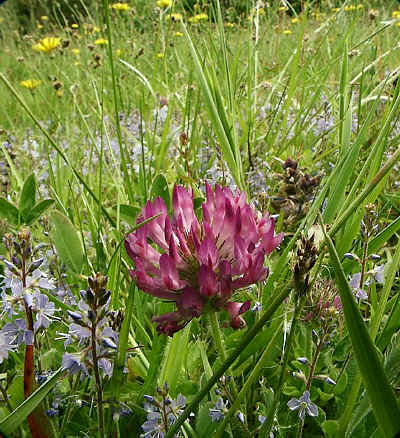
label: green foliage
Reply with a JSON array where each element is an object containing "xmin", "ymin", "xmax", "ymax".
[
  {"xmin": 0, "ymin": 0, "xmax": 400, "ymax": 436},
  {"xmin": 50, "ymin": 210, "xmax": 84, "ymax": 273}
]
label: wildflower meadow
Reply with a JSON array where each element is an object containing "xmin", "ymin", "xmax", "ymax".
[{"xmin": 1, "ymin": 0, "xmax": 400, "ymax": 437}]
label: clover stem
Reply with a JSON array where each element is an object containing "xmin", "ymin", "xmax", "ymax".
[{"xmin": 209, "ymin": 311, "xmax": 239, "ymax": 401}]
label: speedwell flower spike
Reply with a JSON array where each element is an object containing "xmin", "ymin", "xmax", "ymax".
[{"xmin": 125, "ymin": 183, "xmax": 284, "ymax": 336}]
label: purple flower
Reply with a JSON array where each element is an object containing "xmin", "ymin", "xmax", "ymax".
[
  {"xmin": 32, "ymin": 292, "xmax": 56, "ymax": 331},
  {"xmin": 1, "ymin": 318, "xmax": 33, "ymax": 346},
  {"xmin": 61, "ymin": 352, "xmax": 88, "ymax": 375},
  {"xmin": 125, "ymin": 183, "xmax": 283, "ymax": 335},
  {"xmin": 209, "ymin": 398, "xmax": 228, "ymax": 422},
  {"xmin": 0, "ymin": 329, "xmax": 17, "ymax": 363},
  {"xmin": 287, "ymin": 391, "xmax": 318, "ymax": 420},
  {"xmin": 349, "ymin": 273, "xmax": 368, "ymax": 300},
  {"xmin": 141, "ymin": 394, "xmax": 185, "ymax": 438}
]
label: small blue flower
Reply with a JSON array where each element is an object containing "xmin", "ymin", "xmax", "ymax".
[
  {"xmin": 61, "ymin": 352, "xmax": 88, "ymax": 375},
  {"xmin": 209, "ymin": 398, "xmax": 228, "ymax": 422},
  {"xmin": 287, "ymin": 390, "xmax": 318, "ymax": 421},
  {"xmin": 349, "ymin": 273, "xmax": 368, "ymax": 300}
]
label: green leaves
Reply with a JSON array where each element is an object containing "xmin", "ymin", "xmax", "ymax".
[
  {"xmin": 151, "ymin": 174, "xmax": 171, "ymax": 212},
  {"xmin": 50, "ymin": 210, "xmax": 84, "ymax": 273},
  {"xmin": 0, "ymin": 368, "xmax": 64, "ymax": 436},
  {"xmin": 0, "ymin": 174, "xmax": 54, "ymax": 226},
  {"xmin": 0, "ymin": 198, "xmax": 19, "ymax": 225},
  {"xmin": 19, "ymin": 174, "xmax": 36, "ymax": 220},
  {"xmin": 322, "ymin": 220, "xmax": 400, "ymax": 437}
]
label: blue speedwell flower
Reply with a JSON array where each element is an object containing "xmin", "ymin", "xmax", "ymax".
[{"xmin": 287, "ymin": 390, "xmax": 318, "ymax": 421}]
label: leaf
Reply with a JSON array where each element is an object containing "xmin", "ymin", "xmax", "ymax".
[
  {"xmin": 0, "ymin": 198, "xmax": 19, "ymax": 225},
  {"xmin": 19, "ymin": 174, "xmax": 36, "ymax": 221},
  {"xmin": 368, "ymin": 216, "xmax": 400, "ymax": 254},
  {"xmin": 0, "ymin": 368, "xmax": 64, "ymax": 435},
  {"xmin": 50, "ymin": 211, "xmax": 84, "ymax": 273},
  {"xmin": 24, "ymin": 199, "xmax": 55, "ymax": 225},
  {"xmin": 322, "ymin": 420, "xmax": 339, "ymax": 437},
  {"xmin": 151, "ymin": 174, "xmax": 171, "ymax": 212},
  {"xmin": 113, "ymin": 204, "xmax": 139, "ymax": 226},
  {"xmin": 322, "ymin": 221, "xmax": 400, "ymax": 438}
]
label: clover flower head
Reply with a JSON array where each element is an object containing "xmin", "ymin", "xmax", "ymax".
[
  {"xmin": 287, "ymin": 390, "xmax": 318, "ymax": 420},
  {"xmin": 125, "ymin": 183, "xmax": 283, "ymax": 336}
]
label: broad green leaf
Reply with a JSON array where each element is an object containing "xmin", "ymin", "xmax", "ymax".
[
  {"xmin": 50, "ymin": 211, "xmax": 84, "ymax": 273},
  {"xmin": 322, "ymin": 420, "xmax": 339, "ymax": 437},
  {"xmin": 24, "ymin": 199, "xmax": 55, "ymax": 225},
  {"xmin": 0, "ymin": 198, "xmax": 18, "ymax": 225},
  {"xmin": 19, "ymin": 174, "xmax": 36, "ymax": 220},
  {"xmin": 0, "ymin": 368, "xmax": 64, "ymax": 435},
  {"xmin": 151, "ymin": 174, "xmax": 171, "ymax": 212},
  {"xmin": 323, "ymin": 222, "xmax": 400, "ymax": 437}
]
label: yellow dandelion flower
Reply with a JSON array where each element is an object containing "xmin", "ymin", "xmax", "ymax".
[
  {"xmin": 278, "ymin": 6, "xmax": 288, "ymax": 12},
  {"xmin": 396, "ymin": 21, "xmax": 400, "ymax": 27},
  {"xmin": 56, "ymin": 89, "xmax": 64, "ymax": 98},
  {"xmin": 72, "ymin": 48, "xmax": 80, "ymax": 55},
  {"xmin": 188, "ymin": 13, "xmax": 208, "ymax": 23},
  {"xmin": 224, "ymin": 22, "xmax": 234, "ymax": 28},
  {"xmin": 157, "ymin": 52, "xmax": 164, "ymax": 59},
  {"xmin": 291, "ymin": 17, "xmax": 299, "ymax": 24},
  {"xmin": 392, "ymin": 11, "xmax": 400, "ymax": 18},
  {"xmin": 157, "ymin": 0, "xmax": 171, "ymax": 8},
  {"xmin": 174, "ymin": 31, "xmax": 183, "ymax": 37},
  {"xmin": 332, "ymin": 7, "xmax": 340, "ymax": 12},
  {"xmin": 110, "ymin": 2, "xmax": 130, "ymax": 10},
  {"xmin": 95, "ymin": 38, "xmax": 108, "ymax": 45},
  {"xmin": 344, "ymin": 5, "xmax": 356, "ymax": 12},
  {"xmin": 20, "ymin": 79, "xmax": 42, "ymax": 90},
  {"xmin": 357, "ymin": 4, "xmax": 363, "ymax": 9},
  {"xmin": 283, "ymin": 29, "xmax": 292, "ymax": 35},
  {"xmin": 93, "ymin": 26, "xmax": 101, "ymax": 33},
  {"xmin": 41, "ymin": 15, "xmax": 48, "ymax": 21},
  {"xmin": 37, "ymin": 24, "xmax": 44, "ymax": 29},
  {"xmin": 71, "ymin": 23, "xmax": 79, "ymax": 29},
  {"xmin": 116, "ymin": 49, "xmax": 121, "ymax": 56},
  {"xmin": 166, "ymin": 13, "xmax": 183, "ymax": 21},
  {"xmin": 32, "ymin": 37, "xmax": 61, "ymax": 53}
]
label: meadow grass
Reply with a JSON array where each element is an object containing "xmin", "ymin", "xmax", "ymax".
[{"xmin": 0, "ymin": 1, "xmax": 400, "ymax": 437}]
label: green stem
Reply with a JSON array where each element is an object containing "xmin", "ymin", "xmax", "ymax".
[
  {"xmin": 214, "ymin": 324, "xmax": 283, "ymax": 438},
  {"xmin": 209, "ymin": 311, "xmax": 239, "ymax": 400},
  {"xmin": 165, "ymin": 286, "xmax": 291, "ymax": 438},
  {"xmin": 259, "ymin": 297, "xmax": 305, "ymax": 438},
  {"xmin": 209, "ymin": 311, "xmax": 227, "ymax": 362}
]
